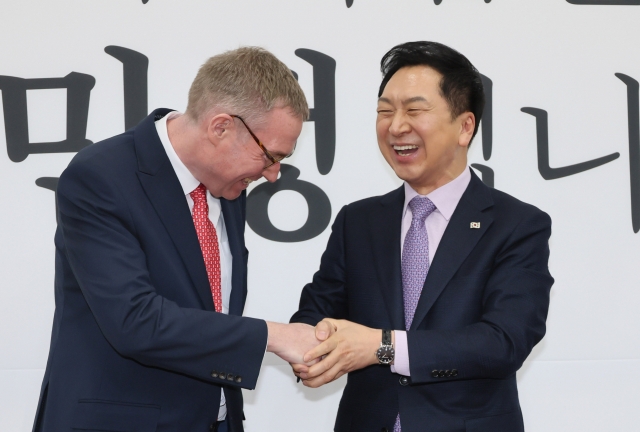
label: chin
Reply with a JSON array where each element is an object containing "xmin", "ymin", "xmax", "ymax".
[
  {"xmin": 390, "ymin": 165, "xmax": 420, "ymax": 183},
  {"xmin": 222, "ymin": 183, "xmax": 248, "ymax": 200},
  {"xmin": 222, "ymin": 190, "xmax": 243, "ymax": 200}
]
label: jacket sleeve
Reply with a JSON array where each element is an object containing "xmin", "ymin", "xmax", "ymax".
[
  {"xmin": 290, "ymin": 206, "xmax": 349, "ymax": 326},
  {"xmin": 407, "ymin": 209, "xmax": 553, "ymax": 384},
  {"xmin": 57, "ymin": 158, "xmax": 268, "ymax": 390}
]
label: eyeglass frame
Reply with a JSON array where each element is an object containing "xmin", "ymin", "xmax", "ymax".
[{"xmin": 230, "ymin": 114, "xmax": 295, "ymax": 169}]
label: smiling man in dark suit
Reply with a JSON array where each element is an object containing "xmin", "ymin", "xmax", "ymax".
[
  {"xmin": 291, "ymin": 41, "xmax": 553, "ymax": 432},
  {"xmin": 33, "ymin": 47, "xmax": 322, "ymax": 432}
]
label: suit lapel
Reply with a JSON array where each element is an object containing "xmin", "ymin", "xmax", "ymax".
[
  {"xmin": 372, "ymin": 186, "xmax": 406, "ymax": 329},
  {"xmin": 221, "ymin": 195, "xmax": 247, "ymax": 316},
  {"xmin": 135, "ymin": 109, "xmax": 215, "ymax": 311},
  {"xmin": 410, "ymin": 171, "xmax": 494, "ymax": 330}
]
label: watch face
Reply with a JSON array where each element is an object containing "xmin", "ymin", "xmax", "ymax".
[{"xmin": 376, "ymin": 346, "xmax": 395, "ymax": 365}]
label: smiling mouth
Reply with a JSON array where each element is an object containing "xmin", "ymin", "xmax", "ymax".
[
  {"xmin": 393, "ymin": 144, "xmax": 419, "ymax": 157},
  {"xmin": 242, "ymin": 178, "xmax": 253, "ymax": 186}
]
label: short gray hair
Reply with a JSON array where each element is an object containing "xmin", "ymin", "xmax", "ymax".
[{"xmin": 186, "ymin": 47, "xmax": 309, "ymax": 125}]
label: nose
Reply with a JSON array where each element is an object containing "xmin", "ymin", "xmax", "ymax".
[
  {"xmin": 262, "ymin": 163, "xmax": 280, "ymax": 183},
  {"xmin": 388, "ymin": 112, "xmax": 411, "ymax": 136}
]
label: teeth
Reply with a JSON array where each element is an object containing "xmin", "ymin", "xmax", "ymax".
[
  {"xmin": 393, "ymin": 145, "xmax": 418, "ymax": 151},
  {"xmin": 243, "ymin": 178, "xmax": 253, "ymax": 185}
]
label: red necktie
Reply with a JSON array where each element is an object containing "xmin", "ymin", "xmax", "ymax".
[{"xmin": 190, "ymin": 184, "xmax": 222, "ymax": 312}]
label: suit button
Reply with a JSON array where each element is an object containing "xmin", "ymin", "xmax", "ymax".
[
  {"xmin": 219, "ymin": 372, "xmax": 226, "ymax": 380},
  {"xmin": 445, "ymin": 369, "xmax": 451, "ymax": 377},
  {"xmin": 211, "ymin": 371, "xmax": 218, "ymax": 378},
  {"xmin": 438, "ymin": 370, "xmax": 446, "ymax": 378},
  {"xmin": 227, "ymin": 374, "xmax": 235, "ymax": 381},
  {"xmin": 452, "ymin": 369, "xmax": 458, "ymax": 377},
  {"xmin": 209, "ymin": 423, "xmax": 216, "ymax": 431},
  {"xmin": 399, "ymin": 376, "xmax": 409, "ymax": 386},
  {"xmin": 431, "ymin": 370, "xmax": 439, "ymax": 378},
  {"xmin": 235, "ymin": 376, "xmax": 242, "ymax": 383}
]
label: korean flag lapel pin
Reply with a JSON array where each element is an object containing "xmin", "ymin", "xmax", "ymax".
[{"xmin": 470, "ymin": 222, "xmax": 481, "ymax": 229}]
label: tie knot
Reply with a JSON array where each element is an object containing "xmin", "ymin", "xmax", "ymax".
[
  {"xmin": 408, "ymin": 196, "xmax": 436, "ymax": 223},
  {"xmin": 190, "ymin": 183, "xmax": 207, "ymax": 203}
]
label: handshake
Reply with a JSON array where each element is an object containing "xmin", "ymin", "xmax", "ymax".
[{"xmin": 265, "ymin": 319, "xmax": 388, "ymax": 388}]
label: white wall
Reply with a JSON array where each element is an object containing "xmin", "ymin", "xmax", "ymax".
[{"xmin": 1, "ymin": 1, "xmax": 639, "ymax": 430}]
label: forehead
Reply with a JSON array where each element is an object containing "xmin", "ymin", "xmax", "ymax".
[
  {"xmin": 380, "ymin": 66, "xmax": 443, "ymax": 101},
  {"xmin": 259, "ymin": 107, "xmax": 303, "ymax": 152}
]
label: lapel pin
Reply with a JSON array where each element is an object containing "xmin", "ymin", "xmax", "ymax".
[{"xmin": 470, "ymin": 222, "xmax": 481, "ymax": 229}]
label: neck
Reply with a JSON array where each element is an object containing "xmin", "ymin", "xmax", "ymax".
[{"xmin": 167, "ymin": 114, "xmax": 209, "ymax": 186}]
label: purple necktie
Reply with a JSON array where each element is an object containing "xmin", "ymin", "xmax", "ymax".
[{"xmin": 394, "ymin": 196, "xmax": 436, "ymax": 432}]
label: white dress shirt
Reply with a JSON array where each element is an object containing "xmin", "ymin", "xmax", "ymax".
[
  {"xmin": 156, "ymin": 111, "xmax": 232, "ymax": 421},
  {"xmin": 391, "ymin": 167, "xmax": 471, "ymax": 377}
]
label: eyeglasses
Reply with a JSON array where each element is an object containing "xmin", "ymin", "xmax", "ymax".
[{"xmin": 230, "ymin": 114, "xmax": 294, "ymax": 169}]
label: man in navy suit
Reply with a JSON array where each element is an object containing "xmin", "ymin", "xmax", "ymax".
[
  {"xmin": 33, "ymin": 47, "xmax": 321, "ymax": 432},
  {"xmin": 291, "ymin": 41, "xmax": 553, "ymax": 431}
]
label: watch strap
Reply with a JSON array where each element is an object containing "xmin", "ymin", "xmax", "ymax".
[
  {"xmin": 382, "ymin": 329, "xmax": 392, "ymax": 345},
  {"xmin": 376, "ymin": 329, "xmax": 394, "ymax": 365}
]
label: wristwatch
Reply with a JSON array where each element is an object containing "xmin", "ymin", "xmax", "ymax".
[{"xmin": 376, "ymin": 329, "xmax": 394, "ymax": 365}]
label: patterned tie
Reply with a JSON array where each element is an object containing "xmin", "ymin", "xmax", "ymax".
[
  {"xmin": 190, "ymin": 184, "xmax": 222, "ymax": 313},
  {"xmin": 394, "ymin": 196, "xmax": 437, "ymax": 432}
]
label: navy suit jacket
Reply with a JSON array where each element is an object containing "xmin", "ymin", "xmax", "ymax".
[
  {"xmin": 33, "ymin": 109, "xmax": 268, "ymax": 432},
  {"xmin": 291, "ymin": 170, "xmax": 553, "ymax": 432}
]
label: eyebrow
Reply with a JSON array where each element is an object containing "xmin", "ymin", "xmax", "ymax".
[
  {"xmin": 377, "ymin": 96, "xmax": 429, "ymax": 105},
  {"xmin": 403, "ymin": 96, "xmax": 428, "ymax": 105},
  {"xmin": 268, "ymin": 145, "xmax": 295, "ymax": 159}
]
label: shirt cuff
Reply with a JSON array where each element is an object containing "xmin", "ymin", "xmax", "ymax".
[{"xmin": 390, "ymin": 330, "xmax": 410, "ymax": 376}]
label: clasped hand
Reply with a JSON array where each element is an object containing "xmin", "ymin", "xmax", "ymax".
[{"xmin": 291, "ymin": 319, "xmax": 381, "ymax": 388}]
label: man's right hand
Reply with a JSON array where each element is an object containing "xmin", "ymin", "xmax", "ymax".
[
  {"xmin": 266, "ymin": 322, "xmax": 330, "ymax": 365},
  {"xmin": 289, "ymin": 320, "xmax": 337, "ymax": 379},
  {"xmin": 292, "ymin": 319, "xmax": 382, "ymax": 388}
]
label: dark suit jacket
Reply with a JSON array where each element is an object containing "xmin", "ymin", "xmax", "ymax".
[
  {"xmin": 291, "ymin": 170, "xmax": 553, "ymax": 432},
  {"xmin": 33, "ymin": 109, "xmax": 268, "ymax": 432}
]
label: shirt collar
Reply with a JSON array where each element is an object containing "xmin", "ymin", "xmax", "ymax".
[
  {"xmin": 155, "ymin": 111, "xmax": 200, "ymax": 196},
  {"xmin": 403, "ymin": 167, "xmax": 472, "ymax": 221}
]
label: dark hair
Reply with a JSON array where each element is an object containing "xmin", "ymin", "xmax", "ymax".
[{"xmin": 378, "ymin": 41, "xmax": 485, "ymax": 141}]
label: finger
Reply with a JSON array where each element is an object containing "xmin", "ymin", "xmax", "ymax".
[
  {"xmin": 309, "ymin": 369, "xmax": 346, "ymax": 387},
  {"xmin": 322, "ymin": 318, "xmax": 340, "ymax": 332},
  {"xmin": 315, "ymin": 320, "xmax": 334, "ymax": 341},
  {"xmin": 304, "ymin": 348, "xmax": 341, "ymax": 379},
  {"xmin": 305, "ymin": 356, "xmax": 320, "ymax": 366},
  {"xmin": 302, "ymin": 362, "xmax": 345, "ymax": 388},
  {"xmin": 291, "ymin": 363, "xmax": 309, "ymax": 374},
  {"xmin": 303, "ymin": 337, "xmax": 337, "ymax": 363}
]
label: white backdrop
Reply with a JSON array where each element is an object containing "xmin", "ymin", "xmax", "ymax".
[{"xmin": 1, "ymin": 1, "xmax": 639, "ymax": 431}]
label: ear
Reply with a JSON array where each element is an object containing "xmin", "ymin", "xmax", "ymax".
[
  {"xmin": 206, "ymin": 114, "xmax": 236, "ymax": 146},
  {"xmin": 458, "ymin": 112, "xmax": 476, "ymax": 148}
]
